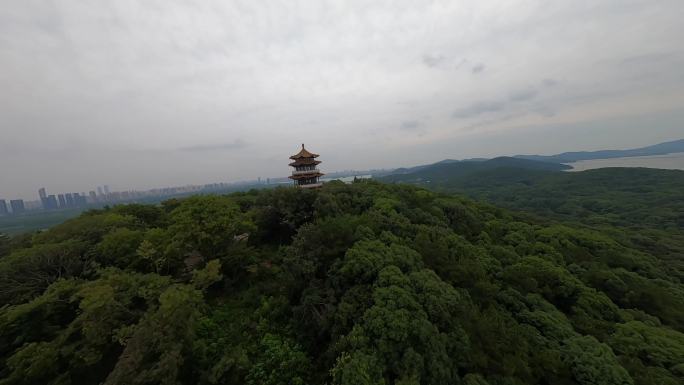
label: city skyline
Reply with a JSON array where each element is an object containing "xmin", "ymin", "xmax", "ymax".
[
  {"xmin": 0, "ymin": 178, "xmax": 266, "ymax": 203},
  {"xmin": 2, "ymin": 135, "xmax": 684, "ymax": 201},
  {"xmin": 0, "ymin": 176, "xmax": 286, "ymax": 209}
]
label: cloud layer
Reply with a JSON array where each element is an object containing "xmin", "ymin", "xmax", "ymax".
[{"xmin": 1, "ymin": 0, "xmax": 683, "ymax": 198}]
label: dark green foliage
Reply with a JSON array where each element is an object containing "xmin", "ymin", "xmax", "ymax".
[
  {"xmin": 246, "ymin": 333, "xmax": 311, "ymax": 385},
  {"xmin": 383, "ymin": 166, "xmax": 684, "ymax": 231},
  {"xmin": 166, "ymin": 195, "xmax": 254, "ymax": 259},
  {"xmin": 0, "ymin": 209, "xmax": 88, "ymax": 236},
  {"xmin": 111, "ymin": 204, "xmax": 166, "ymax": 228},
  {"xmin": 0, "ymin": 233, "xmax": 10, "ymax": 257},
  {"xmin": 96, "ymin": 228, "xmax": 145, "ymax": 269},
  {"xmin": 561, "ymin": 335, "xmax": 633, "ymax": 385},
  {"xmin": 32, "ymin": 212, "xmax": 140, "ymax": 245},
  {"xmin": 0, "ymin": 240, "xmax": 89, "ymax": 305},
  {"xmin": 192, "ymin": 304, "xmax": 251, "ymax": 384},
  {"xmin": 103, "ymin": 284, "xmax": 203, "ymax": 385},
  {"xmin": 0, "ymin": 270, "xmax": 173, "ymax": 385},
  {"xmin": 0, "ymin": 181, "xmax": 682, "ymax": 384}
]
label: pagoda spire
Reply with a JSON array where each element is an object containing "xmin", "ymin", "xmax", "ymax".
[{"xmin": 289, "ymin": 144, "xmax": 324, "ymax": 188}]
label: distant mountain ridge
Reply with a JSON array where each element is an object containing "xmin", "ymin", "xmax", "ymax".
[
  {"xmin": 382, "ymin": 139, "xmax": 683, "ymax": 177},
  {"xmin": 515, "ymin": 138, "xmax": 684, "ymax": 163},
  {"xmin": 380, "ymin": 154, "xmax": 684, "ymax": 231},
  {"xmin": 389, "ymin": 157, "xmax": 510, "ymax": 175},
  {"xmin": 382, "ymin": 156, "xmax": 570, "ymax": 183}
]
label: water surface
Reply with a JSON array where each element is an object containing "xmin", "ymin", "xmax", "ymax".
[{"xmin": 567, "ymin": 152, "xmax": 684, "ymax": 171}]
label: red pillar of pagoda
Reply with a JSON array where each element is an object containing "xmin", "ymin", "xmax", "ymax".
[{"xmin": 289, "ymin": 144, "xmax": 324, "ymax": 188}]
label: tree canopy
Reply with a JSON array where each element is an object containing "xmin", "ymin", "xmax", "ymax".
[{"xmin": 0, "ymin": 180, "xmax": 682, "ymax": 384}]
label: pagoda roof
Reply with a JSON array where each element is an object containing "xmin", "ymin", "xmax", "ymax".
[
  {"xmin": 290, "ymin": 144, "xmax": 319, "ymax": 159},
  {"xmin": 289, "ymin": 159, "xmax": 322, "ymax": 167}
]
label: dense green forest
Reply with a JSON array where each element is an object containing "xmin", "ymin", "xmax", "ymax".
[
  {"xmin": 1, "ymin": 180, "xmax": 683, "ymax": 384},
  {"xmin": 0, "ymin": 184, "xmax": 272, "ymax": 236},
  {"xmin": 382, "ymin": 163, "xmax": 684, "ymax": 267},
  {"xmin": 383, "ymin": 165, "xmax": 684, "ymax": 230},
  {"xmin": 0, "ymin": 209, "xmax": 88, "ymax": 236}
]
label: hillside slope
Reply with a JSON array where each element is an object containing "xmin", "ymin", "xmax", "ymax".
[
  {"xmin": 383, "ymin": 165, "xmax": 684, "ymax": 230},
  {"xmin": 384, "ymin": 156, "xmax": 570, "ymax": 182},
  {"xmin": 1, "ymin": 181, "xmax": 683, "ymax": 385}
]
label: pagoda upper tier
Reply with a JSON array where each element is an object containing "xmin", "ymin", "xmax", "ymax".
[
  {"xmin": 289, "ymin": 158, "xmax": 322, "ymax": 167},
  {"xmin": 289, "ymin": 145, "xmax": 319, "ymax": 159}
]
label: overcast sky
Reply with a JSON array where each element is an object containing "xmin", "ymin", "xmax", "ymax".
[{"xmin": 1, "ymin": 0, "xmax": 684, "ymax": 199}]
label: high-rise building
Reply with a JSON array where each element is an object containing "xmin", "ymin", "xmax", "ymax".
[
  {"xmin": 10, "ymin": 200, "xmax": 25, "ymax": 215},
  {"xmin": 97, "ymin": 186, "xmax": 104, "ymax": 196},
  {"xmin": 58, "ymin": 194, "xmax": 66, "ymax": 208},
  {"xmin": 0, "ymin": 199, "xmax": 8, "ymax": 216},
  {"xmin": 65, "ymin": 193, "xmax": 74, "ymax": 208},
  {"xmin": 39, "ymin": 187, "xmax": 49, "ymax": 209},
  {"xmin": 103, "ymin": 185, "xmax": 110, "ymax": 195},
  {"xmin": 46, "ymin": 195, "xmax": 59, "ymax": 210},
  {"xmin": 73, "ymin": 193, "xmax": 87, "ymax": 207},
  {"xmin": 89, "ymin": 191, "xmax": 97, "ymax": 203}
]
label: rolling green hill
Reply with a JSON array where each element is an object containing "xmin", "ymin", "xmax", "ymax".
[
  {"xmin": 384, "ymin": 157, "xmax": 570, "ymax": 183},
  {"xmin": 382, "ymin": 164, "xmax": 684, "ymax": 230}
]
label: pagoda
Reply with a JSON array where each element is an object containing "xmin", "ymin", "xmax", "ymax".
[{"xmin": 289, "ymin": 144, "xmax": 324, "ymax": 188}]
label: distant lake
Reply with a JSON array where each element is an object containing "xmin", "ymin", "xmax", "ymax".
[
  {"xmin": 567, "ymin": 152, "xmax": 684, "ymax": 171},
  {"xmin": 322, "ymin": 174, "xmax": 373, "ymax": 183}
]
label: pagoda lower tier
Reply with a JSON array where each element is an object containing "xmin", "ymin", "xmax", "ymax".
[{"xmin": 289, "ymin": 171, "xmax": 324, "ymax": 188}]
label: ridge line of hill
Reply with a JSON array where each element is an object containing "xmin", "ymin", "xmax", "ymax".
[{"xmin": 513, "ymin": 138, "xmax": 684, "ymax": 163}]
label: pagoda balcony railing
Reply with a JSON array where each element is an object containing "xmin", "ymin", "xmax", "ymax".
[
  {"xmin": 292, "ymin": 168, "xmax": 320, "ymax": 176},
  {"xmin": 299, "ymin": 182, "xmax": 323, "ymax": 189}
]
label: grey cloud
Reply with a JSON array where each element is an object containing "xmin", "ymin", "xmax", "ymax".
[
  {"xmin": 422, "ymin": 55, "xmax": 469, "ymax": 71},
  {"xmin": 620, "ymin": 52, "xmax": 680, "ymax": 66},
  {"xmin": 454, "ymin": 85, "xmax": 546, "ymax": 120},
  {"xmin": 422, "ymin": 54, "xmax": 486, "ymax": 74},
  {"xmin": 422, "ymin": 54, "xmax": 447, "ymax": 68},
  {"xmin": 177, "ymin": 139, "xmax": 247, "ymax": 152},
  {"xmin": 509, "ymin": 88, "xmax": 538, "ymax": 102},
  {"xmin": 542, "ymin": 78, "xmax": 558, "ymax": 87},
  {"xmin": 400, "ymin": 120, "xmax": 421, "ymax": 131},
  {"xmin": 453, "ymin": 101, "xmax": 506, "ymax": 119},
  {"xmin": 533, "ymin": 106, "xmax": 556, "ymax": 118}
]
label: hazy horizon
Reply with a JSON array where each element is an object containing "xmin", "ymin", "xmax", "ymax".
[{"xmin": 2, "ymin": 1, "xmax": 684, "ymax": 200}]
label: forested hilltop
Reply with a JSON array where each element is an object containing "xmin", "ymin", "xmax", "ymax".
[
  {"xmin": 1, "ymin": 181, "xmax": 683, "ymax": 385},
  {"xmin": 383, "ymin": 165, "xmax": 684, "ymax": 230},
  {"xmin": 382, "ymin": 163, "xmax": 684, "ymax": 266}
]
